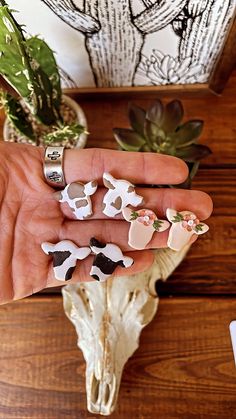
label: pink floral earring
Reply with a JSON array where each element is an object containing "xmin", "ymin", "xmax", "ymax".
[
  {"xmin": 122, "ymin": 207, "xmax": 169, "ymax": 250},
  {"xmin": 166, "ymin": 208, "xmax": 209, "ymax": 251}
]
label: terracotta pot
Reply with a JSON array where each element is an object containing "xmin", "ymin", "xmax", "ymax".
[{"xmin": 3, "ymin": 94, "xmax": 88, "ymax": 149}]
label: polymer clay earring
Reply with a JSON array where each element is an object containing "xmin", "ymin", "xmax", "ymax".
[
  {"xmin": 166, "ymin": 208, "xmax": 209, "ymax": 251},
  {"xmin": 102, "ymin": 172, "xmax": 143, "ymax": 217},
  {"xmin": 41, "ymin": 240, "xmax": 91, "ymax": 281},
  {"xmin": 89, "ymin": 237, "xmax": 134, "ymax": 282},
  {"xmin": 54, "ymin": 181, "xmax": 97, "ymax": 220},
  {"xmin": 122, "ymin": 207, "xmax": 170, "ymax": 250}
]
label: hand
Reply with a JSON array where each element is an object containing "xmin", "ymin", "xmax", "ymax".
[{"xmin": 0, "ymin": 142, "xmax": 212, "ymax": 304}]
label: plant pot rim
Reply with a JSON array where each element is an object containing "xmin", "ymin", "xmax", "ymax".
[{"xmin": 3, "ymin": 94, "xmax": 88, "ymax": 149}]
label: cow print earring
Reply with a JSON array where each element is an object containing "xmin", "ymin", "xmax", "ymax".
[
  {"xmin": 89, "ymin": 237, "xmax": 134, "ymax": 282},
  {"xmin": 41, "ymin": 240, "xmax": 91, "ymax": 281},
  {"xmin": 102, "ymin": 172, "xmax": 143, "ymax": 217},
  {"xmin": 54, "ymin": 181, "xmax": 97, "ymax": 220}
]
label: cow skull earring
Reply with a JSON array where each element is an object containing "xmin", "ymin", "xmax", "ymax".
[
  {"xmin": 54, "ymin": 181, "xmax": 98, "ymax": 220},
  {"xmin": 166, "ymin": 208, "xmax": 209, "ymax": 251},
  {"xmin": 122, "ymin": 208, "xmax": 170, "ymax": 250},
  {"xmin": 102, "ymin": 172, "xmax": 143, "ymax": 217},
  {"xmin": 89, "ymin": 237, "xmax": 134, "ymax": 282},
  {"xmin": 41, "ymin": 240, "xmax": 91, "ymax": 281}
]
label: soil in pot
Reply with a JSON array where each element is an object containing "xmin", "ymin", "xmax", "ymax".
[{"xmin": 4, "ymin": 97, "xmax": 84, "ymax": 149}]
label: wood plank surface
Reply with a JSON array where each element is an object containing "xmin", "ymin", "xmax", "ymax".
[{"xmin": 0, "ymin": 296, "xmax": 235, "ymax": 419}]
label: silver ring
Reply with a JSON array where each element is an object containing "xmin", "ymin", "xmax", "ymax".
[{"xmin": 43, "ymin": 146, "xmax": 66, "ymax": 188}]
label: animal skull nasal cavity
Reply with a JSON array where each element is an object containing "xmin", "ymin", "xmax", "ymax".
[
  {"xmin": 91, "ymin": 373, "xmax": 112, "ymax": 407},
  {"xmin": 91, "ymin": 374, "xmax": 100, "ymax": 404}
]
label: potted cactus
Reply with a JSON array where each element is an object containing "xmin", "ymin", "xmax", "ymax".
[
  {"xmin": 113, "ymin": 99, "xmax": 211, "ymax": 188},
  {"xmin": 0, "ymin": 1, "xmax": 87, "ymax": 148}
]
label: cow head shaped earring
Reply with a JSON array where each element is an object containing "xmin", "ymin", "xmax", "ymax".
[
  {"xmin": 122, "ymin": 207, "xmax": 170, "ymax": 250},
  {"xmin": 89, "ymin": 237, "xmax": 134, "ymax": 282},
  {"xmin": 41, "ymin": 240, "xmax": 91, "ymax": 281},
  {"xmin": 54, "ymin": 181, "xmax": 97, "ymax": 220},
  {"xmin": 166, "ymin": 208, "xmax": 209, "ymax": 251},
  {"xmin": 102, "ymin": 172, "xmax": 143, "ymax": 217}
]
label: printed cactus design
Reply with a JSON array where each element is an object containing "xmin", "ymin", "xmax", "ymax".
[
  {"xmin": 40, "ymin": 0, "xmax": 234, "ymax": 87},
  {"xmin": 0, "ymin": 2, "xmax": 85, "ymax": 144},
  {"xmin": 173, "ymin": 0, "xmax": 234, "ymax": 79},
  {"xmin": 41, "ymin": 0, "xmax": 187, "ymax": 87}
]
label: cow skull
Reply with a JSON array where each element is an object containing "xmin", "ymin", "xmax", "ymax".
[{"xmin": 62, "ymin": 244, "xmax": 190, "ymax": 415}]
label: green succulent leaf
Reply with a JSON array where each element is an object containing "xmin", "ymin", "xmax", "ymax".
[
  {"xmin": 26, "ymin": 36, "xmax": 62, "ymax": 120},
  {"xmin": 0, "ymin": 5, "xmax": 35, "ymax": 100},
  {"xmin": 175, "ymin": 144, "xmax": 212, "ymax": 162},
  {"xmin": 113, "ymin": 128, "xmax": 146, "ymax": 151},
  {"xmin": 189, "ymin": 161, "xmax": 200, "ymax": 179},
  {"xmin": 1, "ymin": 91, "xmax": 35, "ymax": 140},
  {"xmin": 174, "ymin": 120, "xmax": 204, "ymax": 147},
  {"xmin": 144, "ymin": 119, "xmax": 165, "ymax": 147},
  {"xmin": 162, "ymin": 100, "xmax": 184, "ymax": 133},
  {"xmin": 43, "ymin": 122, "xmax": 85, "ymax": 145},
  {"xmin": 128, "ymin": 104, "xmax": 146, "ymax": 136},
  {"xmin": 146, "ymin": 100, "xmax": 164, "ymax": 125}
]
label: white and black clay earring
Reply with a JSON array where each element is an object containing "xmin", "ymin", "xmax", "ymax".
[
  {"xmin": 102, "ymin": 172, "xmax": 143, "ymax": 217},
  {"xmin": 89, "ymin": 237, "xmax": 134, "ymax": 282},
  {"xmin": 166, "ymin": 208, "xmax": 209, "ymax": 251},
  {"xmin": 41, "ymin": 240, "xmax": 91, "ymax": 281},
  {"xmin": 54, "ymin": 180, "xmax": 98, "ymax": 220}
]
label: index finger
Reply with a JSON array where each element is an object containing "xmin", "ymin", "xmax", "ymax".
[{"xmin": 63, "ymin": 148, "xmax": 188, "ymax": 185}]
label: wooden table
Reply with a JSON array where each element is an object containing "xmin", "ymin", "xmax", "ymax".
[{"xmin": 0, "ymin": 72, "xmax": 235, "ymax": 418}]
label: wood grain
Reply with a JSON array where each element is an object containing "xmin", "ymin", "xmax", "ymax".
[
  {"xmin": 0, "ymin": 296, "xmax": 235, "ymax": 419},
  {"xmin": 209, "ymin": 14, "xmax": 236, "ymax": 93}
]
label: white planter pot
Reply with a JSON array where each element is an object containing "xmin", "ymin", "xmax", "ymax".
[{"xmin": 3, "ymin": 94, "xmax": 88, "ymax": 149}]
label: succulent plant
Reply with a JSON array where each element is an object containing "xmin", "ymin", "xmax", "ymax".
[
  {"xmin": 113, "ymin": 99, "xmax": 211, "ymax": 188},
  {"xmin": 0, "ymin": 2, "xmax": 85, "ymax": 145}
]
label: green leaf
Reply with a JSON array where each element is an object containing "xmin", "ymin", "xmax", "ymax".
[
  {"xmin": 128, "ymin": 104, "xmax": 146, "ymax": 136},
  {"xmin": 144, "ymin": 119, "xmax": 165, "ymax": 146},
  {"xmin": 161, "ymin": 100, "xmax": 184, "ymax": 133},
  {"xmin": 43, "ymin": 123, "xmax": 85, "ymax": 145},
  {"xmin": 146, "ymin": 100, "xmax": 164, "ymax": 125},
  {"xmin": 172, "ymin": 213, "xmax": 183, "ymax": 222},
  {"xmin": 113, "ymin": 128, "xmax": 146, "ymax": 151},
  {"xmin": 0, "ymin": 5, "xmax": 35, "ymax": 100},
  {"xmin": 195, "ymin": 223, "xmax": 204, "ymax": 232},
  {"xmin": 2, "ymin": 91, "xmax": 35, "ymax": 140},
  {"xmin": 153, "ymin": 219, "xmax": 163, "ymax": 231},
  {"xmin": 130, "ymin": 211, "xmax": 139, "ymax": 220},
  {"xmin": 174, "ymin": 120, "xmax": 204, "ymax": 147},
  {"xmin": 189, "ymin": 161, "xmax": 200, "ymax": 179},
  {"xmin": 26, "ymin": 37, "xmax": 62, "ymax": 123},
  {"xmin": 175, "ymin": 144, "xmax": 212, "ymax": 162}
]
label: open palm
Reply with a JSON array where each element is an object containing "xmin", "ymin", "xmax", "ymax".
[{"xmin": 0, "ymin": 142, "xmax": 212, "ymax": 304}]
